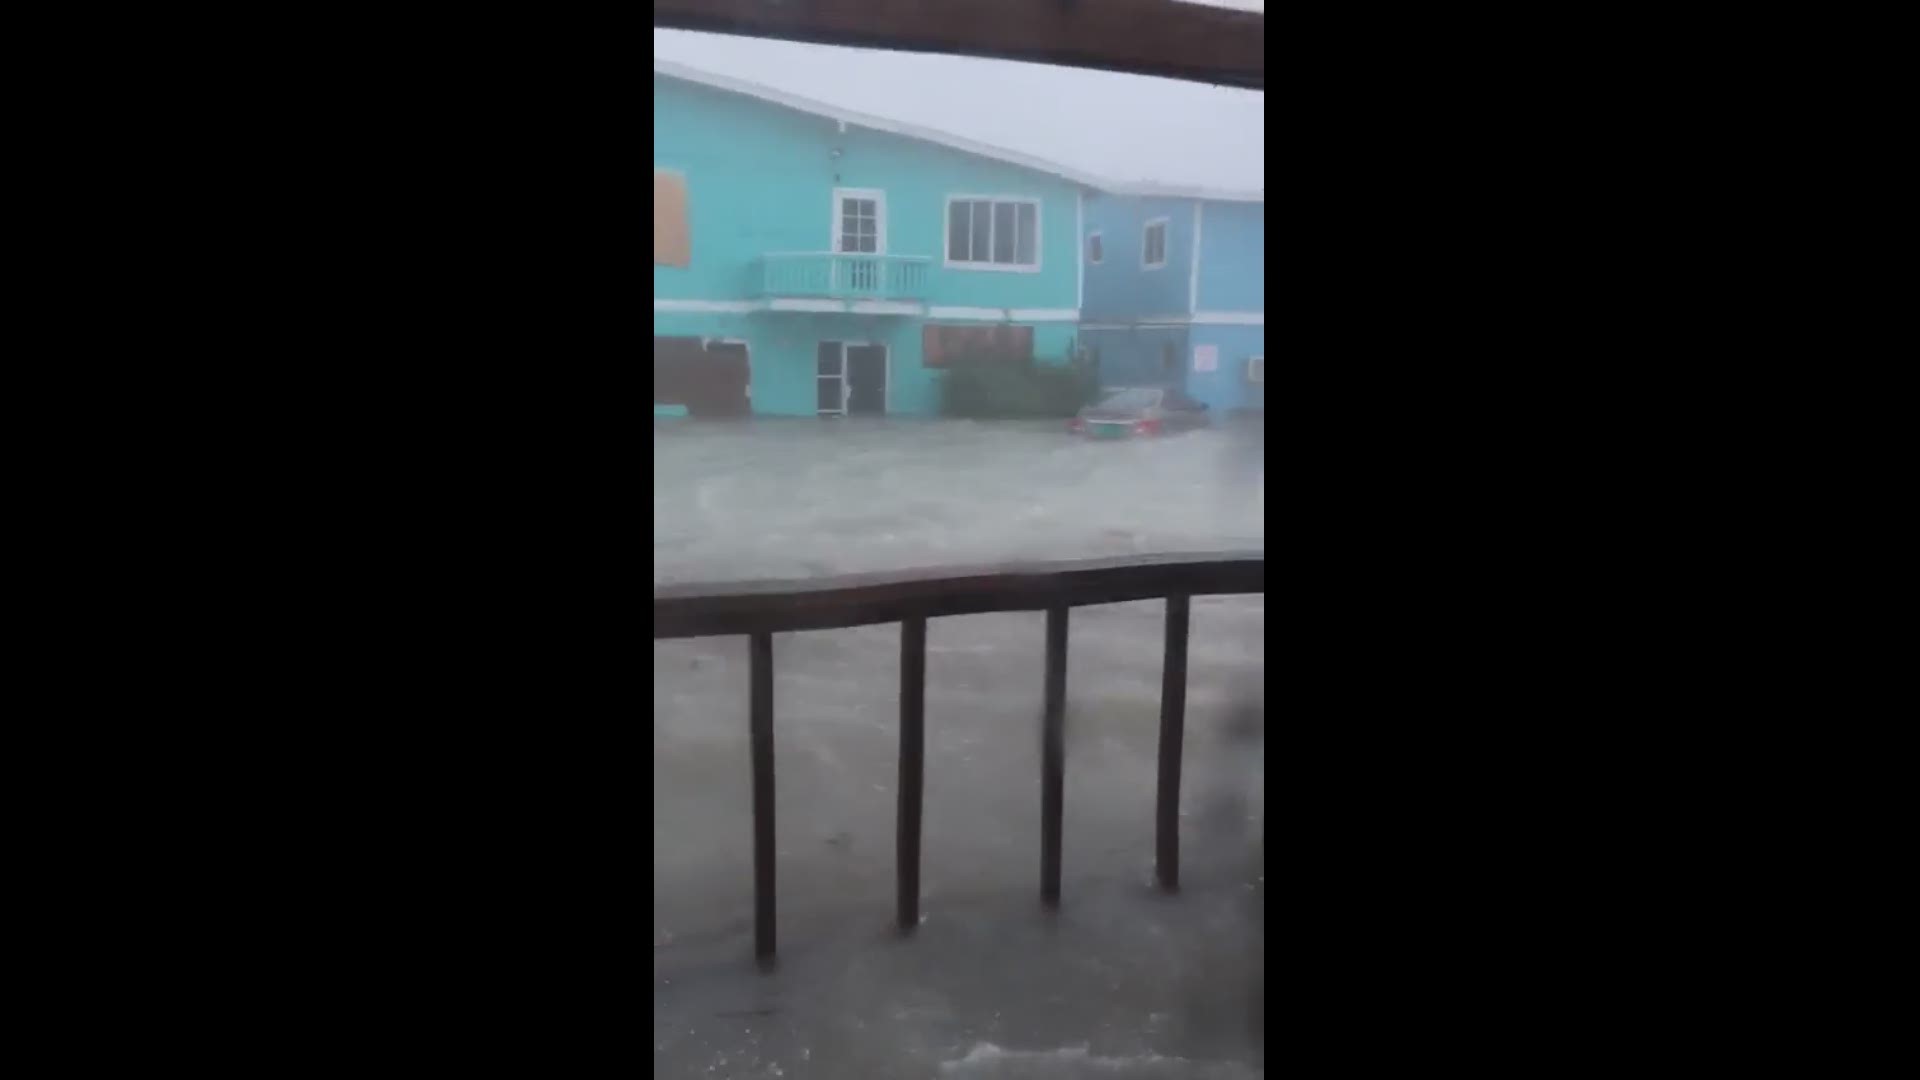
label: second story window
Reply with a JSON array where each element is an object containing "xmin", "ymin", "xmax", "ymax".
[
  {"xmin": 1143, "ymin": 218, "xmax": 1168, "ymax": 270},
  {"xmin": 947, "ymin": 196, "xmax": 1039, "ymax": 271},
  {"xmin": 1087, "ymin": 231, "xmax": 1103, "ymax": 264}
]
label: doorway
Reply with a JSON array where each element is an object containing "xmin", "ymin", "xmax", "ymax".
[
  {"xmin": 815, "ymin": 341, "xmax": 888, "ymax": 417},
  {"xmin": 833, "ymin": 188, "xmax": 887, "ymax": 293}
]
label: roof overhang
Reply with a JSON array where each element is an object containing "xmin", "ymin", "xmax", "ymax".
[
  {"xmin": 653, "ymin": 0, "xmax": 1264, "ymax": 92},
  {"xmin": 655, "ymin": 59, "xmax": 1263, "ymax": 202}
]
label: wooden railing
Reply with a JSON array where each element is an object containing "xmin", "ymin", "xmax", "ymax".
[
  {"xmin": 654, "ymin": 551, "xmax": 1265, "ymax": 967},
  {"xmin": 754, "ymin": 252, "xmax": 931, "ymax": 302}
]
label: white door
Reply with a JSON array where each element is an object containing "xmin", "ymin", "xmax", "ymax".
[
  {"xmin": 817, "ymin": 342, "xmax": 846, "ymax": 417},
  {"xmin": 833, "ymin": 188, "xmax": 886, "ymax": 293}
]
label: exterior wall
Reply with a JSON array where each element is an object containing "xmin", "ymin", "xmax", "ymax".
[
  {"xmin": 654, "ymin": 75, "xmax": 1082, "ymax": 309},
  {"xmin": 1081, "ymin": 196, "xmax": 1198, "ymax": 319},
  {"xmin": 1081, "ymin": 193, "xmax": 1264, "ymax": 414},
  {"xmin": 1081, "ymin": 325, "xmax": 1190, "ymax": 391},
  {"xmin": 1186, "ymin": 325, "xmax": 1265, "ymax": 414},
  {"xmin": 1195, "ymin": 201, "xmax": 1264, "ymax": 313},
  {"xmin": 655, "ymin": 309, "xmax": 1075, "ymax": 417},
  {"xmin": 653, "ymin": 74, "xmax": 1085, "ymax": 415}
]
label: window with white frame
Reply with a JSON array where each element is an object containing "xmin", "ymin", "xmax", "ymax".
[
  {"xmin": 1142, "ymin": 219, "xmax": 1168, "ymax": 269},
  {"xmin": 947, "ymin": 197, "xmax": 1039, "ymax": 269},
  {"xmin": 1087, "ymin": 231, "xmax": 1103, "ymax": 264},
  {"xmin": 1247, "ymin": 356, "xmax": 1264, "ymax": 383},
  {"xmin": 834, "ymin": 189, "xmax": 885, "ymax": 254}
]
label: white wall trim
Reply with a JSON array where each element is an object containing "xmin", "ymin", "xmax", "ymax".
[
  {"xmin": 766, "ymin": 298, "xmax": 848, "ymax": 313},
  {"xmin": 1188, "ymin": 202, "xmax": 1203, "ymax": 313},
  {"xmin": 1076, "ymin": 190, "xmax": 1085, "ymax": 310},
  {"xmin": 655, "ymin": 299, "xmax": 759, "ymax": 314},
  {"xmin": 849, "ymin": 300, "xmax": 923, "ymax": 316},
  {"xmin": 925, "ymin": 306, "xmax": 1081, "ymax": 323},
  {"xmin": 655, "ymin": 298, "xmax": 1097, "ymax": 322},
  {"xmin": 1079, "ymin": 311, "xmax": 1264, "ymax": 327}
]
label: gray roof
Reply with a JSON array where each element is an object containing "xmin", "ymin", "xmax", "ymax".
[{"xmin": 655, "ymin": 59, "xmax": 1263, "ymax": 203}]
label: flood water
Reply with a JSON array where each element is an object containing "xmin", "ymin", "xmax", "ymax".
[
  {"xmin": 655, "ymin": 418, "xmax": 1265, "ymax": 1078},
  {"xmin": 654, "ymin": 418, "xmax": 1264, "ymax": 585}
]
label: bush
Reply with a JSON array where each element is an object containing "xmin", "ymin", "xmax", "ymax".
[{"xmin": 940, "ymin": 358, "xmax": 1097, "ymax": 419}]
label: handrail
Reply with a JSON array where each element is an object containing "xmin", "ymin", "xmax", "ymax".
[
  {"xmin": 654, "ymin": 551, "xmax": 1265, "ymax": 968},
  {"xmin": 655, "ymin": 550, "xmax": 1264, "ymax": 637},
  {"xmin": 754, "ymin": 251, "xmax": 932, "ymax": 301},
  {"xmin": 757, "ymin": 251, "xmax": 934, "ymax": 261}
]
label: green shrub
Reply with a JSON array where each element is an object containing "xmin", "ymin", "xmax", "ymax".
[{"xmin": 940, "ymin": 358, "xmax": 1097, "ymax": 419}]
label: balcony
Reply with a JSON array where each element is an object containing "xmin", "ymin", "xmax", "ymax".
[
  {"xmin": 752, "ymin": 252, "xmax": 931, "ymax": 312},
  {"xmin": 655, "ymin": 551, "xmax": 1266, "ymax": 966}
]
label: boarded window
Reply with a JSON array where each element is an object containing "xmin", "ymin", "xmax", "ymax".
[
  {"xmin": 922, "ymin": 324, "xmax": 1034, "ymax": 368},
  {"xmin": 654, "ymin": 336, "xmax": 749, "ymax": 418},
  {"xmin": 654, "ymin": 170, "xmax": 689, "ymax": 267}
]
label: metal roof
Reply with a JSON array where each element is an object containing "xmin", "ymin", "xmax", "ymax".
[{"xmin": 654, "ymin": 59, "xmax": 1262, "ymax": 203}]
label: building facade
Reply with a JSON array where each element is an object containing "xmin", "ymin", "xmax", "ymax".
[
  {"xmin": 1079, "ymin": 193, "xmax": 1265, "ymax": 415},
  {"xmin": 653, "ymin": 62, "xmax": 1093, "ymax": 418}
]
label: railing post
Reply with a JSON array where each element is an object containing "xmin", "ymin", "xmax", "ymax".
[
  {"xmin": 1156, "ymin": 594, "xmax": 1191, "ymax": 892},
  {"xmin": 897, "ymin": 616, "xmax": 926, "ymax": 932},
  {"xmin": 1041, "ymin": 605, "xmax": 1068, "ymax": 907},
  {"xmin": 749, "ymin": 631, "xmax": 776, "ymax": 966}
]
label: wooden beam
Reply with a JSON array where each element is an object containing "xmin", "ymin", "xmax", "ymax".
[
  {"xmin": 653, "ymin": 0, "xmax": 1264, "ymax": 91},
  {"xmin": 653, "ymin": 551, "xmax": 1265, "ymax": 639}
]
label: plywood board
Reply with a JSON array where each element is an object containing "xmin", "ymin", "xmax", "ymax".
[{"xmin": 654, "ymin": 170, "xmax": 689, "ymax": 267}]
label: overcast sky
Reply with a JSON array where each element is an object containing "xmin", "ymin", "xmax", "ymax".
[{"xmin": 653, "ymin": 28, "xmax": 1264, "ymax": 192}]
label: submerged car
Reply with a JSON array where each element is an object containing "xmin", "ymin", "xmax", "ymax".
[{"xmin": 1068, "ymin": 386, "xmax": 1210, "ymax": 438}]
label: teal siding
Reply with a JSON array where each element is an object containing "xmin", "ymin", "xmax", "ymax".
[
  {"xmin": 1196, "ymin": 201, "xmax": 1265, "ymax": 313},
  {"xmin": 1187, "ymin": 326, "xmax": 1265, "ymax": 414},
  {"xmin": 654, "ymin": 311, "xmax": 1075, "ymax": 419},
  {"xmin": 653, "ymin": 74, "xmax": 1085, "ymax": 417},
  {"xmin": 1081, "ymin": 325, "xmax": 1189, "ymax": 389},
  {"xmin": 1081, "ymin": 196, "xmax": 1196, "ymax": 318},
  {"xmin": 1081, "ymin": 193, "xmax": 1264, "ymax": 415}
]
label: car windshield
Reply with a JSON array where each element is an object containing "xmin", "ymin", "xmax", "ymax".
[{"xmin": 1095, "ymin": 388, "xmax": 1162, "ymax": 410}]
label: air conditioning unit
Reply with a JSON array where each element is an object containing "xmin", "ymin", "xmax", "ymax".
[{"xmin": 1247, "ymin": 356, "xmax": 1264, "ymax": 383}]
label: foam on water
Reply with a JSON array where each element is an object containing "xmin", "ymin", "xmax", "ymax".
[
  {"xmin": 655, "ymin": 417, "xmax": 1264, "ymax": 584},
  {"xmin": 940, "ymin": 1041, "xmax": 1261, "ymax": 1078}
]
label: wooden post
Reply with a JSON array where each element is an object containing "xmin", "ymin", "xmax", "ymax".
[
  {"xmin": 1041, "ymin": 605, "xmax": 1068, "ymax": 907},
  {"xmin": 1156, "ymin": 594, "xmax": 1190, "ymax": 891},
  {"xmin": 897, "ymin": 617, "xmax": 926, "ymax": 932},
  {"xmin": 749, "ymin": 632, "xmax": 776, "ymax": 965}
]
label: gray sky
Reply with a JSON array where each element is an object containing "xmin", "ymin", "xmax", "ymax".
[{"xmin": 653, "ymin": 29, "xmax": 1264, "ymax": 192}]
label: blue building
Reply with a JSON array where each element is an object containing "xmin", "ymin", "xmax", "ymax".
[
  {"xmin": 653, "ymin": 61, "xmax": 1101, "ymax": 418},
  {"xmin": 1079, "ymin": 192, "xmax": 1265, "ymax": 415}
]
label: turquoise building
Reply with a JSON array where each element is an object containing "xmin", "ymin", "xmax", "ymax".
[
  {"xmin": 652, "ymin": 61, "xmax": 1097, "ymax": 418},
  {"xmin": 1079, "ymin": 192, "xmax": 1265, "ymax": 415}
]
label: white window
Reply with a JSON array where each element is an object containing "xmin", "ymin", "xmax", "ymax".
[
  {"xmin": 1247, "ymin": 356, "xmax": 1264, "ymax": 383},
  {"xmin": 1142, "ymin": 218, "xmax": 1169, "ymax": 269},
  {"xmin": 1087, "ymin": 231, "xmax": 1103, "ymax": 264},
  {"xmin": 946, "ymin": 196, "xmax": 1040, "ymax": 270},
  {"xmin": 834, "ymin": 188, "xmax": 886, "ymax": 254}
]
